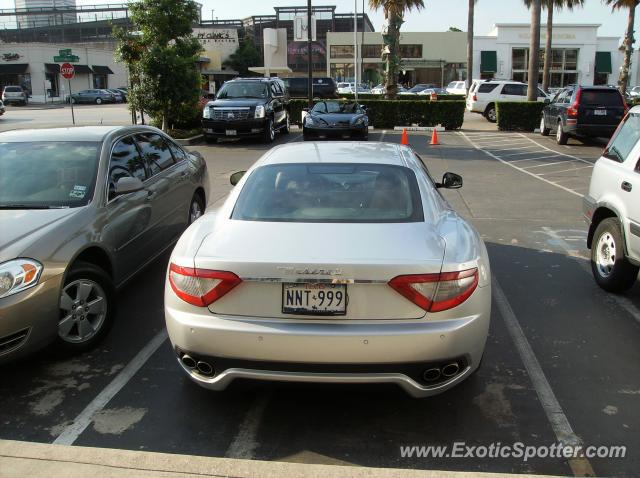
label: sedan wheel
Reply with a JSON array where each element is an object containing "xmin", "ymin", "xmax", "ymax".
[
  {"xmin": 57, "ymin": 262, "xmax": 115, "ymax": 352},
  {"xmin": 540, "ymin": 116, "xmax": 550, "ymax": 136},
  {"xmin": 189, "ymin": 194, "xmax": 204, "ymax": 224},
  {"xmin": 591, "ymin": 218, "xmax": 639, "ymax": 292},
  {"xmin": 96, "ymin": 98, "xmax": 103, "ymax": 105},
  {"xmin": 556, "ymin": 121, "xmax": 568, "ymax": 145}
]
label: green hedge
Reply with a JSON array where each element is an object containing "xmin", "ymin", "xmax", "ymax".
[
  {"xmin": 338, "ymin": 93, "xmax": 463, "ymax": 101},
  {"xmin": 289, "ymin": 99, "xmax": 465, "ymax": 130},
  {"xmin": 496, "ymin": 101, "xmax": 546, "ymax": 132}
]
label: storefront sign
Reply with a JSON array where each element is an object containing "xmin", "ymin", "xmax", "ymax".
[
  {"xmin": 193, "ymin": 28, "xmax": 238, "ymax": 45},
  {"xmin": 518, "ymin": 33, "xmax": 576, "ymax": 40},
  {"xmin": 54, "ymin": 48, "xmax": 80, "ymax": 62}
]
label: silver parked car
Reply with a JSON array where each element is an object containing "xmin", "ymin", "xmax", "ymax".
[
  {"xmin": 165, "ymin": 141, "xmax": 491, "ymax": 397},
  {"xmin": 0, "ymin": 126, "xmax": 208, "ymax": 362}
]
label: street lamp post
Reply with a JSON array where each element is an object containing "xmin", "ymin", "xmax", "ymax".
[{"xmin": 307, "ymin": 0, "xmax": 313, "ymax": 108}]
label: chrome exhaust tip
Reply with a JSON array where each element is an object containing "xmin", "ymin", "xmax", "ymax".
[
  {"xmin": 196, "ymin": 361, "xmax": 214, "ymax": 376},
  {"xmin": 181, "ymin": 354, "xmax": 196, "ymax": 369},
  {"xmin": 423, "ymin": 368, "xmax": 442, "ymax": 382},
  {"xmin": 441, "ymin": 362, "xmax": 460, "ymax": 378}
]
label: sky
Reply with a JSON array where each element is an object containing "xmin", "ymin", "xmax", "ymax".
[{"xmin": 0, "ymin": 0, "xmax": 635, "ymax": 42}]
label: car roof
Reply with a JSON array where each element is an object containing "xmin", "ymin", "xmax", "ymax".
[
  {"xmin": 0, "ymin": 125, "xmax": 156, "ymax": 142},
  {"xmin": 257, "ymin": 141, "xmax": 413, "ymax": 167}
]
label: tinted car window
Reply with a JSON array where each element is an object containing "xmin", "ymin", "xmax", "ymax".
[
  {"xmin": 108, "ymin": 136, "xmax": 146, "ymax": 200},
  {"xmin": 135, "ymin": 133, "xmax": 175, "ymax": 176},
  {"xmin": 605, "ymin": 113, "xmax": 640, "ymax": 164},
  {"xmin": 232, "ymin": 163, "xmax": 424, "ymax": 223},
  {"xmin": 0, "ymin": 141, "xmax": 100, "ymax": 208},
  {"xmin": 580, "ymin": 89, "xmax": 624, "ymax": 107},
  {"xmin": 217, "ymin": 82, "xmax": 268, "ymax": 99},
  {"xmin": 4, "ymin": 86, "xmax": 22, "ymax": 92},
  {"xmin": 478, "ymin": 83, "xmax": 498, "ymax": 93},
  {"xmin": 167, "ymin": 141, "xmax": 188, "ymax": 162},
  {"xmin": 502, "ymin": 84, "xmax": 527, "ymax": 96}
]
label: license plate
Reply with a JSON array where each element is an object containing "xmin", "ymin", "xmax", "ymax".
[
  {"xmin": 282, "ymin": 283, "xmax": 347, "ymax": 316},
  {"xmin": 225, "ymin": 129, "xmax": 237, "ymax": 136},
  {"xmin": 594, "ymin": 109, "xmax": 607, "ymax": 116}
]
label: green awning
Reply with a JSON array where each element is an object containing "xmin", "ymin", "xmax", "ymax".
[
  {"xmin": 595, "ymin": 52, "xmax": 612, "ymax": 74},
  {"xmin": 0, "ymin": 64, "xmax": 28, "ymax": 74},
  {"xmin": 91, "ymin": 65, "xmax": 114, "ymax": 75},
  {"xmin": 481, "ymin": 51, "xmax": 497, "ymax": 73}
]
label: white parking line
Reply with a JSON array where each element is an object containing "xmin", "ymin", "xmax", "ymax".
[
  {"xmin": 509, "ymin": 156, "xmax": 552, "ymax": 163},
  {"xmin": 501, "ymin": 148, "xmax": 546, "ymax": 156},
  {"xmin": 53, "ymin": 330, "xmax": 168, "ymax": 446},
  {"xmin": 540, "ymin": 227, "xmax": 640, "ymax": 326},
  {"xmin": 492, "ymin": 277, "xmax": 595, "ymax": 477},
  {"xmin": 515, "ymin": 155, "xmax": 562, "ymax": 163},
  {"xmin": 538, "ymin": 165, "xmax": 594, "ymax": 175},
  {"xmin": 523, "ymin": 160, "xmax": 571, "ymax": 169},
  {"xmin": 225, "ymin": 395, "xmax": 270, "ymax": 459},
  {"xmin": 517, "ymin": 134, "xmax": 595, "ymax": 166},
  {"xmin": 485, "ymin": 145, "xmax": 539, "ymax": 152},
  {"xmin": 460, "ymin": 132, "xmax": 584, "ymax": 197}
]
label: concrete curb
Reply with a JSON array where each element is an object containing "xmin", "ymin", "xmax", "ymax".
[
  {"xmin": 393, "ymin": 126, "xmax": 445, "ymax": 132},
  {"xmin": 0, "ymin": 439, "xmax": 563, "ymax": 478}
]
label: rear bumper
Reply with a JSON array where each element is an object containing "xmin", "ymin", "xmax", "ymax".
[
  {"xmin": 565, "ymin": 123, "xmax": 617, "ymax": 138},
  {"xmin": 202, "ymin": 118, "xmax": 267, "ymax": 137},
  {"xmin": 303, "ymin": 125, "xmax": 366, "ymax": 138},
  {"xmin": 165, "ymin": 284, "xmax": 491, "ymax": 397}
]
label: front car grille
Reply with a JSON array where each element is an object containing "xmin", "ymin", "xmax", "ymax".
[
  {"xmin": 0, "ymin": 328, "xmax": 30, "ymax": 355},
  {"xmin": 211, "ymin": 108, "xmax": 251, "ymax": 121}
]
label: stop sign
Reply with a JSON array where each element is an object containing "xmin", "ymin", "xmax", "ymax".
[{"xmin": 60, "ymin": 63, "xmax": 75, "ymax": 80}]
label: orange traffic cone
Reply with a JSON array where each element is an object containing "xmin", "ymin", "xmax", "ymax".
[
  {"xmin": 401, "ymin": 128, "xmax": 408, "ymax": 145},
  {"xmin": 430, "ymin": 128, "xmax": 439, "ymax": 145}
]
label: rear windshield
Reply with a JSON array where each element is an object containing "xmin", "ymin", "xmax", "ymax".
[
  {"xmin": 0, "ymin": 141, "xmax": 100, "ymax": 208},
  {"xmin": 4, "ymin": 86, "xmax": 21, "ymax": 92},
  {"xmin": 580, "ymin": 89, "xmax": 623, "ymax": 107},
  {"xmin": 478, "ymin": 83, "xmax": 498, "ymax": 93},
  {"xmin": 232, "ymin": 163, "xmax": 424, "ymax": 223}
]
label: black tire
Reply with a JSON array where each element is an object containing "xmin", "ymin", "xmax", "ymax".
[
  {"xmin": 263, "ymin": 118, "xmax": 275, "ymax": 143},
  {"xmin": 303, "ymin": 131, "xmax": 311, "ymax": 141},
  {"xmin": 556, "ymin": 120, "xmax": 568, "ymax": 145},
  {"xmin": 591, "ymin": 218, "xmax": 639, "ymax": 292},
  {"xmin": 281, "ymin": 113, "xmax": 290, "ymax": 134},
  {"xmin": 204, "ymin": 135, "xmax": 217, "ymax": 144},
  {"xmin": 484, "ymin": 104, "xmax": 497, "ymax": 123},
  {"xmin": 361, "ymin": 129, "xmax": 369, "ymax": 141},
  {"xmin": 70, "ymin": 97, "xmax": 76, "ymax": 104},
  {"xmin": 95, "ymin": 98, "xmax": 103, "ymax": 105},
  {"xmin": 540, "ymin": 115, "xmax": 550, "ymax": 136},
  {"xmin": 188, "ymin": 192, "xmax": 205, "ymax": 225},
  {"xmin": 56, "ymin": 262, "xmax": 115, "ymax": 354}
]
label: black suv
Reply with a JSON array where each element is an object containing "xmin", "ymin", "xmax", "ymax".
[
  {"xmin": 282, "ymin": 77, "xmax": 337, "ymax": 99},
  {"xmin": 202, "ymin": 77, "xmax": 290, "ymax": 143},
  {"xmin": 540, "ymin": 85, "xmax": 627, "ymax": 145}
]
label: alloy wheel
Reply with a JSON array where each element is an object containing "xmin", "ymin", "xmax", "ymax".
[
  {"xmin": 189, "ymin": 197, "xmax": 203, "ymax": 223},
  {"xmin": 58, "ymin": 279, "xmax": 107, "ymax": 343},
  {"xmin": 596, "ymin": 232, "xmax": 617, "ymax": 278}
]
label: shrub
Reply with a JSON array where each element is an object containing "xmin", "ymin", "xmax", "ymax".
[
  {"xmin": 496, "ymin": 101, "xmax": 546, "ymax": 132},
  {"xmin": 337, "ymin": 94, "xmax": 463, "ymax": 102},
  {"xmin": 289, "ymin": 99, "xmax": 465, "ymax": 130}
]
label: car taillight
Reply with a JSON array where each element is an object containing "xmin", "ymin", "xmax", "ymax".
[
  {"xmin": 473, "ymin": 94, "xmax": 477, "ymax": 101},
  {"xmin": 169, "ymin": 263, "xmax": 241, "ymax": 307},
  {"xmin": 567, "ymin": 88, "xmax": 581, "ymax": 118},
  {"xmin": 388, "ymin": 268, "xmax": 479, "ymax": 312}
]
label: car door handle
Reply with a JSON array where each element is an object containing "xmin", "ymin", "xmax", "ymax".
[
  {"xmin": 622, "ymin": 181, "xmax": 633, "ymax": 192},
  {"xmin": 145, "ymin": 190, "xmax": 154, "ymax": 201}
]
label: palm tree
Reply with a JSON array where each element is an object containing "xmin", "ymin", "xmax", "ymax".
[
  {"xmin": 525, "ymin": 0, "xmax": 585, "ymax": 93},
  {"xmin": 526, "ymin": 0, "xmax": 542, "ymax": 101},
  {"xmin": 466, "ymin": 0, "xmax": 477, "ymax": 91},
  {"xmin": 369, "ymin": 0, "xmax": 425, "ymax": 98},
  {"xmin": 604, "ymin": 0, "xmax": 639, "ymax": 95}
]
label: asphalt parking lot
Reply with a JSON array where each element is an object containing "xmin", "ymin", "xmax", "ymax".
[{"xmin": 1, "ymin": 114, "xmax": 638, "ymax": 477}]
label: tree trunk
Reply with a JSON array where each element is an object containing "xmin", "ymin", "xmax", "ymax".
[
  {"xmin": 384, "ymin": 11, "xmax": 402, "ymax": 99},
  {"xmin": 162, "ymin": 105, "xmax": 170, "ymax": 132},
  {"xmin": 619, "ymin": 3, "xmax": 636, "ymax": 95},
  {"xmin": 542, "ymin": 3, "xmax": 553, "ymax": 93},
  {"xmin": 466, "ymin": 0, "xmax": 474, "ymax": 90},
  {"xmin": 527, "ymin": 0, "xmax": 542, "ymax": 101}
]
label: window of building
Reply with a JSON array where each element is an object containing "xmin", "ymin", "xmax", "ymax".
[
  {"xmin": 330, "ymin": 63, "xmax": 355, "ymax": 82},
  {"xmin": 93, "ymin": 74, "xmax": 107, "ymax": 89},
  {"xmin": 330, "ymin": 45, "xmax": 354, "ymax": 59},
  {"xmin": 399, "ymin": 44, "xmax": 422, "ymax": 58},
  {"xmin": 361, "ymin": 44, "xmax": 382, "ymax": 58},
  {"xmin": 511, "ymin": 48, "xmax": 579, "ymax": 88}
]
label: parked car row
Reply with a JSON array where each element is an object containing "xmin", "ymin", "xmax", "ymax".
[
  {"xmin": 68, "ymin": 89, "xmax": 120, "ymax": 105},
  {"xmin": 0, "ymin": 125, "xmax": 208, "ymax": 363}
]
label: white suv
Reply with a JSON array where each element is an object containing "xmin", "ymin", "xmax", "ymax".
[
  {"xmin": 446, "ymin": 81, "xmax": 467, "ymax": 95},
  {"xmin": 584, "ymin": 106, "xmax": 640, "ymax": 292},
  {"xmin": 466, "ymin": 80, "xmax": 547, "ymax": 122}
]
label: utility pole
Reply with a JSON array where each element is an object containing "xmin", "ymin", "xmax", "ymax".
[
  {"xmin": 354, "ymin": 0, "xmax": 358, "ymax": 102},
  {"xmin": 307, "ymin": 0, "xmax": 313, "ymax": 108}
]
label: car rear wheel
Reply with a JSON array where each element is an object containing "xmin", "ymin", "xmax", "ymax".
[
  {"xmin": 263, "ymin": 118, "xmax": 275, "ymax": 143},
  {"xmin": 484, "ymin": 104, "xmax": 496, "ymax": 123},
  {"xmin": 188, "ymin": 193, "xmax": 205, "ymax": 225},
  {"xmin": 70, "ymin": 97, "xmax": 76, "ymax": 104},
  {"xmin": 281, "ymin": 113, "xmax": 290, "ymax": 134},
  {"xmin": 57, "ymin": 262, "xmax": 115, "ymax": 353},
  {"xmin": 95, "ymin": 98, "xmax": 103, "ymax": 105},
  {"xmin": 591, "ymin": 218, "xmax": 639, "ymax": 292},
  {"xmin": 556, "ymin": 121, "xmax": 568, "ymax": 145},
  {"xmin": 204, "ymin": 135, "xmax": 218, "ymax": 144},
  {"xmin": 540, "ymin": 116, "xmax": 550, "ymax": 136}
]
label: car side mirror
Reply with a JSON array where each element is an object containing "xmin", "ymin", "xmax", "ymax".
[
  {"xmin": 115, "ymin": 176, "xmax": 144, "ymax": 195},
  {"xmin": 230, "ymin": 171, "xmax": 246, "ymax": 186},
  {"xmin": 438, "ymin": 172, "xmax": 463, "ymax": 189}
]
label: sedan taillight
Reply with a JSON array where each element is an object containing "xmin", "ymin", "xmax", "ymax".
[
  {"xmin": 388, "ymin": 268, "xmax": 479, "ymax": 312},
  {"xmin": 169, "ymin": 263, "xmax": 241, "ymax": 307}
]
